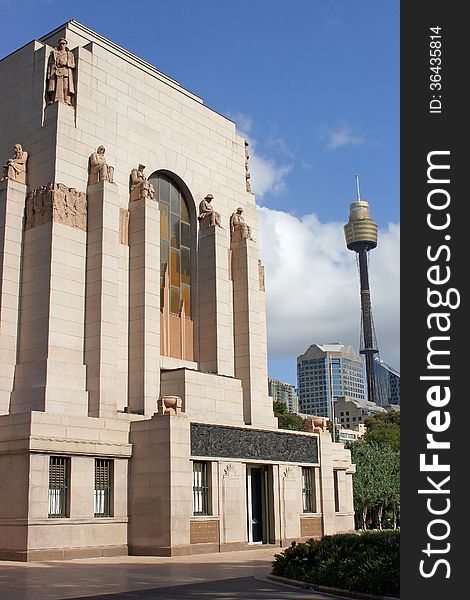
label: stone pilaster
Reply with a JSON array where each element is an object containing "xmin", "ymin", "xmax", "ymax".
[
  {"xmin": 318, "ymin": 433, "xmax": 355, "ymax": 535},
  {"xmin": 197, "ymin": 226, "xmax": 234, "ymax": 376},
  {"xmin": 128, "ymin": 196, "xmax": 160, "ymax": 416},
  {"xmin": 231, "ymin": 237, "xmax": 277, "ymax": 427},
  {"xmin": 318, "ymin": 432, "xmax": 335, "ymax": 535},
  {"xmin": 0, "ymin": 179, "xmax": 27, "ymax": 415},
  {"xmin": 10, "ymin": 184, "xmax": 88, "ymax": 416},
  {"xmin": 85, "ymin": 181, "xmax": 120, "ymax": 418},
  {"xmin": 128, "ymin": 413, "xmax": 192, "ymax": 555}
]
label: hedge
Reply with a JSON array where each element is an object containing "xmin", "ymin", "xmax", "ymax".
[{"xmin": 272, "ymin": 530, "xmax": 399, "ymax": 597}]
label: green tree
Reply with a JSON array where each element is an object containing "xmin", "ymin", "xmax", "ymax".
[
  {"xmin": 350, "ymin": 441, "xmax": 400, "ymax": 530},
  {"xmin": 273, "ymin": 400, "xmax": 288, "ymax": 416},
  {"xmin": 363, "ymin": 412, "xmax": 400, "ymax": 451},
  {"xmin": 326, "ymin": 419, "xmax": 339, "ymax": 442},
  {"xmin": 273, "ymin": 400, "xmax": 306, "ymax": 431}
]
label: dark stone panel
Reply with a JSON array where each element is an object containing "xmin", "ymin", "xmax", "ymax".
[{"xmin": 190, "ymin": 423, "xmax": 318, "ymax": 464}]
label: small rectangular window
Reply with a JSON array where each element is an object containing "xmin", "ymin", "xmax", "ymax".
[
  {"xmin": 302, "ymin": 467, "xmax": 316, "ymax": 513},
  {"xmin": 193, "ymin": 461, "xmax": 210, "ymax": 515},
  {"xmin": 48, "ymin": 456, "xmax": 70, "ymax": 518},
  {"xmin": 333, "ymin": 470, "xmax": 340, "ymax": 512},
  {"xmin": 94, "ymin": 459, "xmax": 113, "ymax": 517}
]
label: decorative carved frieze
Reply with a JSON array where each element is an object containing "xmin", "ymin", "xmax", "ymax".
[
  {"xmin": 223, "ymin": 463, "xmax": 237, "ymax": 478},
  {"xmin": 119, "ymin": 208, "xmax": 129, "ymax": 245},
  {"xmin": 245, "ymin": 141, "xmax": 251, "ymax": 192},
  {"xmin": 191, "ymin": 423, "xmax": 319, "ymax": 464},
  {"xmin": 258, "ymin": 260, "xmax": 265, "ymax": 291},
  {"xmin": 282, "ymin": 466, "xmax": 295, "ymax": 480},
  {"xmin": 25, "ymin": 183, "xmax": 87, "ymax": 231}
]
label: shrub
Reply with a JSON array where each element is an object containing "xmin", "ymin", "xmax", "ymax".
[{"xmin": 272, "ymin": 530, "xmax": 399, "ymax": 597}]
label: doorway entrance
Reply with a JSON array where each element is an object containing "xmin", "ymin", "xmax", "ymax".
[{"xmin": 246, "ymin": 465, "xmax": 273, "ymax": 544}]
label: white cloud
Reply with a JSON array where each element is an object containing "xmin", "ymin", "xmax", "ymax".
[
  {"xmin": 321, "ymin": 125, "xmax": 365, "ymax": 151},
  {"xmin": 228, "ymin": 111, "xmax": 293, "ymax": 199},
  {"xmin": 259, "ymin": 207, "xmax": 400, "ymax": 371},
  {"xmin": 250, "ymin": 154, "xmax": 292, "ymax": 197},
  {"xmin": 230, "ymin": 112, "xmax": 253, "ymax": 136}
]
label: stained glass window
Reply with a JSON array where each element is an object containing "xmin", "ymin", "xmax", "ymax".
[{"xmin": 149, "ymin": 173, "xmax": 192, "ymax": 317}]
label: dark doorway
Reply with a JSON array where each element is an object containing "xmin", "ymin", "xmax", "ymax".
[{"xmin": 246, "ymin": 465, "xmax": 273, "ymax": 544}]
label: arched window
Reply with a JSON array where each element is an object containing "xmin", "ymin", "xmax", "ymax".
[{"xmin": 150, "ymin": 173, "xmax": 192, "ymax": 317}]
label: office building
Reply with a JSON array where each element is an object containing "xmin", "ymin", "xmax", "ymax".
[
  {"xmin": 297, "ymin": 344, "xmax": 365, "ymax": 418},
  {"xmin": 373, "ymin": 359, "xmax": 400, "ymax": 406}
]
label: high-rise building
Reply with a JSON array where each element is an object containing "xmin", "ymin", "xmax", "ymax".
[
  {"xmin": 268, "ymin": 379, "xmax": 299, "ymax": 413},
  {"xmin": 0, "ymin": 21, "xmax": 356, "ymax": 561},
  {"xmin": 297, "ymin": 344, "xmax": 365, "ymax": 418},
  {"xmin": 374, "ymin": 359, "xmax": 400, "ymax": 406}
]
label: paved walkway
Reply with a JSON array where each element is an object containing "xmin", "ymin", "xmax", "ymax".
[{"xmin": 0, "ymin": 548, "xmax": 345, "ymax": 600}]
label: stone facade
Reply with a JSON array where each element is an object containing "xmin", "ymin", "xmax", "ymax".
[{"xmin": 0, "ymin": 20, "xmax": 355, "ymax": 561}]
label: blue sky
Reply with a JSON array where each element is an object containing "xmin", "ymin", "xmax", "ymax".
[{"xmin": 1, "ymin": 0, "xmax": 400, "ymax": 386}]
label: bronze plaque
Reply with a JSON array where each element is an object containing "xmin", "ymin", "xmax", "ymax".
[
  {"xmin": 300, "ymin": 516, "xmax": 323, "ymax": 538},
  {"xmin": 190, "ymin": 519, "xmax": 219, "ymax": 544}
]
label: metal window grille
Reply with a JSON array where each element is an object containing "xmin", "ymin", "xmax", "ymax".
[
  {"xmin": 192, "ymin": 461, "xmax": 209, "ymax": 515},
  {"xmin": 48, "ymin": 456, "xmax": 69, "ymax": 518},
  {"xmin": 94, "ymin": 459, "xmax": 113, "ymax": 517},
  {"xmin": 302, "ymin": 468, "xmax": 316, "ymax": 513}
]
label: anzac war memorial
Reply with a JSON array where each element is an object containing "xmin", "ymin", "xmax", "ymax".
[{"xmin": 0, "ymin": 21, "xmax": 356, "ymax": 562}]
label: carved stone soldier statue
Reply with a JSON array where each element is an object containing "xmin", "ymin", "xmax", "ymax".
[
  {"xmin": 129, "ymin": 164, "xmax": 155, "ymax": 201},
  {"xmin": 46, "ymin": 38, "xmax": 76, "ymax": 105},
  {"xmin": 88, "ymin": 146, "xmax": 114, "ymax": 185},
  {"xmin": 230, "ymin": 207, "xmax": 252, "ymax": 242},
  {"xmin": 198, "ymin": 194, "xmax": 221, "ymax": 229},
  {"xmin": 1, "ymin": 144, "xmax": 28, "ymax": 184}
]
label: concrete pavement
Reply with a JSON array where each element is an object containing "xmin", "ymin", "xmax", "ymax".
[{"xmin": 0, "ymin": 548, "xmax": 346, "ymax": 600}]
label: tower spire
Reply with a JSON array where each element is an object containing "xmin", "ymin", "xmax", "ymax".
[{"xmin": 355, "ymin": 173, "xmax": 361, "ymax": 201}]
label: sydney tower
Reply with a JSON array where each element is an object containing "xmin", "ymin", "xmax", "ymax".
[{"xmin": 344, "ymin": 176, "xmax": 380, "ymax": 404}]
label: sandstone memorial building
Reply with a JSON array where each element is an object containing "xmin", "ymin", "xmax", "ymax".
[{"xmin": 0, "ymin": 21, "xmax": 355, "ymax": 560}]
